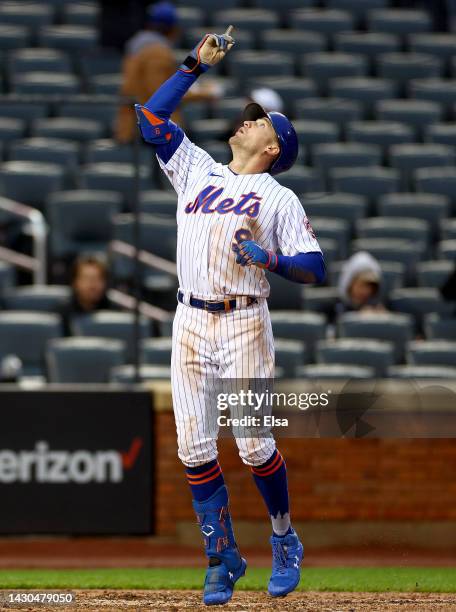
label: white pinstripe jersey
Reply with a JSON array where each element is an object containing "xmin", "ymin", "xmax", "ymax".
[{"xmin": 158, "ymin": 134, "xmax": 322, "ymax": 299}]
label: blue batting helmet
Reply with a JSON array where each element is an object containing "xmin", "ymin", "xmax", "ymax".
[{"xmin": 242, "ymin": 102, "xmax": 298, "ymax": 175}]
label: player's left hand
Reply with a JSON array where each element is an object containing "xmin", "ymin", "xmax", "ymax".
[
  {"xmin": 191, "ymin": 26, "xmax": 235, "ymax": 68},
  {"xmin": 237, "ymin": 240, "xmax": 277, "ymax": 270}
]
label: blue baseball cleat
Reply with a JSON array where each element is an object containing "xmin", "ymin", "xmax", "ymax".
[
  {"xmin": 193, "ymin": 485, "xmax": 247, "ymax": 605},
  {"xmin": 268, "ymin": 528, "xmax": 304, "ymax": 597}
]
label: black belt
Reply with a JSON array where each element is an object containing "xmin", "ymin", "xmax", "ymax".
[{"xmin": 177, "ymin": 291, "xmax": 257, "ymax": 313}]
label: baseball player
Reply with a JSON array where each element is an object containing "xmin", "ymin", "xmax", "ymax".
[{"xmin": 135, "ymin": 26, "xmax": 325, "ymax": 606}]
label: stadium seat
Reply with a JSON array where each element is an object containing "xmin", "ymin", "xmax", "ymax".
[
  {"xmin": 88, "ymin": 74, "xmax": 122, "ymax": 95},
  {"xmin": 0, "ymin": 262, "xmax": 15, "ymax": 296},
  {"xmin": 329, "ymin": 77, "xmax": 396, "ymax": 116},
  {"xmin": 85, "ymin": 139, "xmax": 149, "ymax": 165},
  {"xmin": 317, "ymin": 238, "xmax": 339, "ymax": 266},
  {"xmin": 407, "ymin": 340, "xmax": 456, "ymax": 367},
  {"xmin": 415, "ymin": 168, "xmax": 456, "ymax": 214},
  {"xmin": 267, "ymin": 272, "xmax": 303, "ymax": 310},
  {"xmin": 7, "ymin": 48, "xmax": 71, "ymax": 75},
  {"xmin": 181, "ymin": 101, "xmax": 210, "ymax": 124},
  {"xmin": 38, "ymin": 25, "xmax": 98, "ymax": 51},
  {"xmin": 409, "ymin": 33, "xmax": 456, "ymax": 69},
  {"xmin": 410, "ymin": 78, "xmax": 456, "ymax": 114},
  {"xmin": 212, "ymin": 98, "xmax": 247, "ymax": 122},
  {"xmin": 367, "ymin": 9, "xmax": 431, "ymax": 35},
  {"xmin": 141, "ymin": 337, "xmax": 172, "ymax": 366},
  {"xmin": 13, "ymin": 72, "xmax": 80, "ymax": 95},
  {"xmin": 311, "ymin": 217, "xmax": 350, "ymax": 259},
  {"xmin": 188, "ymin": 119, "xmax": 231, "ymax": 141},
  {"xmin": 110, "ymin": 365, "xmax": 172, "ymax": 383},
  {"xmin": 0, "ymin": 24, "xmax": 31, "ymax": 49},
  {"xmin": 387, "ymin": 365, "xmax": 456, "ymax": 379},
  {"xmin": 330, "ymin": 166, "xmax": 399, "ymax": 210},
  {"xmin": 301, "ymin": 52, "xmax": 367, "ymax": 95},
  {"xmin": 378, "ymin": 53, "xmax": 442, "ymax": 86},
  {"xmin": 350, "ymin": 238, "xmax": 421, "ymax": 284},
  {"xmin": 261, "ymin": 30, "xmax": 325, "ymax": 56},
  {"xmin": 417, "ymin": 261, "xmax": 454, "ymax": 288},
  {"xmin": 139, "ymin": 190, "xmax": 177, "ymax": 216},
  {"xmin": 57, "ymin": 102, "xmax": 117, "ymax": 133},
  {"xmin": 9, "ymin": 138, "xmax": 80, "ymax": 186},
  {"xmin": 185, "ymin": 26, "xmax": 254, "ymax": 51},
  {"xmin": 390, "ymin": 288, "xmax": 453, "ymax": 330},
  {"xmin": 425, "ymin": 123, "xmax": 456, "ymax": 147},
  {"xmin": 300, "ymin": 192, "xmax": 368, "ymax": 232},
  {"xmin": 378, "ymin": 193, "xmax": 450, "ymax": 239},
  {"xmin": 72, "ymin": 311, "xmax": 151, "ymax": 363},
  {"xmin": 214, "ymin": 9, "xmax": 279, "ymax": 41},
  {"xmin": 228, "ymin": 51, "xmax": 294, "ymax": 79},
  {"xmin": 295, "ymin": 97, "xmax": 362, "ymax": 126},
  {"xmin": 425, "ymin": 314, "xmax": 456, "ymax": 340},
  {"xmin": 356, "ymin": 217, "xmax": 430, "ymax": 250},
  {"xmin": 0, "ymin": 2, "xmax": 53, "ymax": 29},
  {"xmin": 270, "ymin": 311, "xmax": 326, "ymax": 362},
  {"xmin": 327, "ymin": 0, "xmax": 387, "ymax": 19},
  {"xmin": 63, "ymin": 2, "xmax": 99, "ymax": 26},
  {"xmin": 347, "ymin": 121, "xmax": 413, "ymax": 157},
  {"xmin": 274, "ymin": 338, "xmax": 308, "ymax": 377},
  {"xmin": 338, "ymin": 311, "xmax": 413, "ymax": 362},
  {"xmin": 0, "ymin": 117, "xmax": 26, "ymax": 143},
  {"xmin": 47, "ymin": 337, "xmax": 126, "ymax": 383},
  {"xmin": 80, "ymin": 163, "xmax": 152, "ymax": 208},
  {"xmin": 440, "ymin": 219, "xmax": 456, "ymax": 241},
  {"xmin": 2, "ymin": 285, "xmax": 70, "ymax": 312},
  {"xmin": 296, "ymin": 363, "xmax": 375, "ymax": 379},
  {"xmin": 0, "ymin": 161, "xmax": 64, "ymax": 208},
  {"xmin": 76, "ymin": 48, "xmax": 122, "ymax": 80},
  {"xmin": 175, "ymin": 6, "xmax": 204, "ymax": 29},
  {"xmin": 438, "ymin": 239, "xmax": 456, "ymax": 261},
  {"xmin": 317, "ymin": 338, "xmax": 394, "ymax": 376},
  {"xmin": 302, "ymin": 286, "xmax": 339, "ymax": 315},
  {"xmin": 334, "ymin": 32, "xmax": 399, "ymax": 61},
  {"xmin": 375, "ymin": 99, "xmax": 442, "ymax": 139},
  {"xmin": 32, "ymin": 118, "xmax": 104, "ymax": 142},
  {"xmin": 0, "ymin": 311, "xmax": 62, "ymax": 377},
  {"xmin": 198, "ymin": 141, "xmax": 232, "ymax": 165},
  {"xmin": 293, "ymin": 121, "xmax": 339, "ymax": 161},
  {"xmin": 290, "ymin": 8, "xmax": 354, "ymax": 33},
  {"xmin": 0, "ymin": 101, "xmax": 48, "ymax": 121},
  {"xmin": 389, "ymin": 144, "xmax": 455, "ymax": 190},
  {"xmin": 314, "ymin": 143, "xmax": 381, "ymax": 173},
  {"xmin": 250, "ymin": 77, "xmax": 317, "ymax": 111},
  {"xmin": 46, "ymin": 189, "xmax": 123, "ymax": 259},
  {"xmin": 277, "ymin": 167, "xmax": 324, "ymax": 193}
]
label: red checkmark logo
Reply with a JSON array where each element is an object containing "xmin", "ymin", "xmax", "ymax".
[{"xmin": 121, "ymin": 437, "xmax": 143, "ymax": 469}]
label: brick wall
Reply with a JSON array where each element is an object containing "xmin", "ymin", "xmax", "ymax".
[{"xmin": 155, "ymin": 410, "xmax": 456, "ymax": 536}]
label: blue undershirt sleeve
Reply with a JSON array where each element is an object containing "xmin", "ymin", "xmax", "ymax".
[{"xmin": 272, "ymin": 251, "xmax": 326, "ymax": 284}]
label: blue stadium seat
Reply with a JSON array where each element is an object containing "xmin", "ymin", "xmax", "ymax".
[
  {"xmin": 139, "ymin": 191, "xmax": 177, "ymax": 216},
  {"xmin": 440, "ymin": 219, "xmax": 456, "ymax": 241},
  {"xmin": 301, "ymin": 192, "xmax": 368, "ymax": 232},
  {"xmin": 296, "ymin": 363, "xmax": 375, "ymax": 379},
  {"xmin": 0, "ymin": 101, "xmax": 48, "ymax": 121},
  {"xmin": 331, "ymin": 166, "xmax": 399, "ymax": 210},
  {"xmin": 212, "ymin": 98, "xmax": 247, "ymax": 122},
  {"xmin": 408, "ymin": 340, "xmax": 456, "ymax": 367},
  {"xmin": 184, "ymin": 26, "xmax": 252, "ymax": 51},
  {"xmin": 302, "ymin": 286, "xmax": 339, "ymax": 314},
  {"xmin": 13, "ymin": 72, "xmax": 81, "ymax": 95},
  {"xmin": 47, "ymin": 337, "xmax": 126, "ymax": 383},
  {"xmin": 390, "ymin": 288, "xmax": 453, "ymax": 330},
  {"xmin": 295, "ymin": 99, "xmax": 363, "ymax": 133},
  {"xmin": 438, "ymin": 239, "xmax": 456, "ymax": 260},
  {"xmin": 317, "ymin": 238, "xmax": 339, "ymax": 266},
  {"xmin": 0, "ymin": 117, "xmax": 26, "ymax": 143},
  {"xmin": 277, "ymin": 167, "xmax": 324, "ymax": 193},
  {"xmin": 338, "ymin": 311, "xmax": 413, "ymax": 362},
  {"xmin": 261, "ymin": 29, "xmax": 325, "ymax": 56},
  {"xmin": 311, "ymin": 217, "xmax": 350, "ymax": 259},
  {"xmin": 38, "ymin": 25, "xmax": 98, "ymax": 51},
  {"xmin": 2, "ymin": 285, "xmax": 70, "ymax": 312},
  {"xmin": 88, "ymin": 74, "xmax": 122, "ymax": 95},
  {"xmin": 188, "ymin": 119, "xmax": 231, "ymax": 141},
  {"xmin": 329, "ymin": 77, "xmax": 396, "ymax": 116},
  {"xmin": 63, "ymin": 2, "xmax": 99, "ymax": 26},
  {"xmin": 415, "ymin": 168, "xmax": 456, "ymax": 215},
  {"xmin": 0, "ymin": 262, "xmax": 15, "ymax": 296},
  {"xmin": 390, "ymin": 143, "xmax": 455, "ymax": 190},
  {"xmin": 378, "ymin": 53, "xmax": 442, "ymax": 86},
  {"xmin": 375, "ymin": 99, "xmax": 442, "ymax": 139},
  {"xmin": 410, "ymin": 78, "xmax": 456, "ymax": 114},
  {"xmin": 314, "ymin": 143, "xmax": 381, "ymax": 172},
  {"xmin": 0, "ymin": 2, "xmax": 53, "ymax": 29},
  {"xmin": 327, "ymin": 0, "xmax": 387, "ymax": 20},
  {"xmin": 72, "ymin": 311, "xmax": 151, "ymax": 363},
  {"xmin": 356, "ymin": 217, "xmax": 429, "ymax": 250},
  {"xmin": 110, "ymin": 365, "xmax": 171, "ymax": 383},
  {"xmin": 301, "ymin": 52, "xmax": 367, "ymax": 95},
  {"xmin": 0, "ymin": 161, "xmax": 64, "ymax": 208},
  {"xmin": 9, "ymin": 138, "xmax": 80, "ymax": 183},
  {"xmin": 32, "ymin": 117, "xmax": 104, "ymax": 141},
  {"xmin": 76, "ymin": 48, "xmax": 122, "ymax": 80},
  {"xmin": 251, "ymin": 0, "xmax": 315, "ymax": 8},
  {"xmin": 57, "ymin": 101, "xmax": 117, "ymax": 133},
  {"xmin": 251, "ymin": 77, "xmax": 317, "ymax": 112},
  {"xmin": 181, "ymin": 101, "xmax": 210, "ymax": 124},
  {"xmin": 378, "ymin": 192, "xmax": 450, "ymax": 239},
  {"xmin": 80, "ymin": 163, "xmax": 152, "ymax": 207},
  {"xmin": 294, "ymin": 120, "xmax": 339, "ymax": 161},
  {"xmin": 275, "ymin": 339, "xmax": 308, "ymax": 377},
  {"xmin": 367, "ymin": 9, "xmax": 431, "ymax": 36},
  {"xmin": 141, "ymin": 337, "xmax": 172, "ymax": 366},
  {"xmin": 270, "ymin": 311, "xmax": 326, "ymax": 362},
  {"xmin": 0, "ymin": 24, "xmax": 31, "ymax": 49},
  {"xmin": 198, "ymin": 141, "xmax": 232, "ymax": 165},
  {"xmin": 8, "ymin": 48, "xmax": 71, "ymax": 75},
  {"xmin": 46, "ymin": 189, "xmax": 123, "ymax": 259},
  {"xmin": 417, "ymin": 261, "xmax": 454, "ymax": 288},
  {"xmin": 85, "ymin": 139, "xmax": 144, "ymax": 165},
  {"xmin": 317, "ymin": 338, "xmax": 394, "ymax": 376},
  {"xmin": 291, "ymin": 8, "xmax": 354, "ymax": 33},
  {"xmin": 425, "ymin": 123, "xmax": 456, "ymax": 147},
  {"xmin": 267, "ymin": 272, "xmax": 303, "ymax": 310},
  {"xmin": 346, "ymin": 121, "xmax": 413, "ymax": 157},
  {"xmin": 387, "ymin": 365, "xmax": 456, "ymax": 379},
  {"xmin": 409, "ymin": 33, "xmax": 456, "ymax": 69},
  {"xmin": 350, "ymin": 238, "xmax": 421, "ymax": 284},
  {"xmin": 334, "ymin": 31, "xmax": 399, "ymax": 60},
  {"xmin": 0, "ymin": 311, "xmax": 62, "ymax": 377},
  {"xmin": 175, "ymin": 6, "xmax": 204, "ymax": 29},
  {"xmin": 228, "ymin": 51, "xmax": 294, "ymax": 79},
  {"xmin": 214, "ymin": 9, "xmax": 279, "ymax": 42},
  {"xmin": 425, "ymin": 314, "xmax": 456, "ymax": 341}
]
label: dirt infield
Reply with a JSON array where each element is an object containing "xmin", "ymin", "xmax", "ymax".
[{"xmin": 3, "ymin": 590, "xmax": 456, "ymax": 612}]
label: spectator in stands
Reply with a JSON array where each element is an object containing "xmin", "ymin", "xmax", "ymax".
[
  {"xmin": 115, "ymin": 1, "xmax": 219, "ymax": 143},
  {"xmin": 59, "ymin": 255, "xmax": 113, "ymax": 335},
  {"xmin": 441, "ymin": 263, "xmax": 456, "ymax": 313},
  {"xmin": 336, "ymin": 251, "xmax": 386, "ymax": 317}
]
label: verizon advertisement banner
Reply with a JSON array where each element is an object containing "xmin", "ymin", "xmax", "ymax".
[{"xmin": 0, "ymin": 390, "xmax": 153, "ymax": 534}]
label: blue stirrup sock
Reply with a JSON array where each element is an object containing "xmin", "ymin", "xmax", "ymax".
[
  {"xmin": 251, "ymin": 449, "xmax": 292, "ymax": 537},
  {"xmin": 186, "ymin": 459, "xmax": 225, "ymax": 502}
]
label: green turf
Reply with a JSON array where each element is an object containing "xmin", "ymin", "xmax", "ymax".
[{"xmin": 0, "ymin": 568, "xmax": 455, "ymax": 592}]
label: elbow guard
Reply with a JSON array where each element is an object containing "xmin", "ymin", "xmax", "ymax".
[{"xmin": 135, "ymin": 104, "xmax": 173, "ymax": 144}]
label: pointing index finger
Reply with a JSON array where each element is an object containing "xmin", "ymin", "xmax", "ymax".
[{"xmin": 224, "ymin": 25, "xmax": 234, "ymax": 38}]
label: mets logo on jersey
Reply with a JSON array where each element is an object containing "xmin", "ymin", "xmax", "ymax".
[
  {"xmin": 184, "ymin": 185, "xmax": 262, "ymax": 217},
  {"xmin": 304, "ymin": 216, "xmax": 316, "ymax": 240}
]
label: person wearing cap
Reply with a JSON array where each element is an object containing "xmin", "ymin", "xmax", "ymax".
[
  {"xmin": 115, "ymin": 2, "xmax": 218, "ymax": 143},
  {"xmin": 336, "ymin": 251, "xmax": 386, "ymax": 317},
  {"xmin": 134, "ymin": 27, "xmax": 325, "ymax": 605},
  {"xmin": 224, "ymin": 87, "xmax": 285, "ymax": 141}
]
